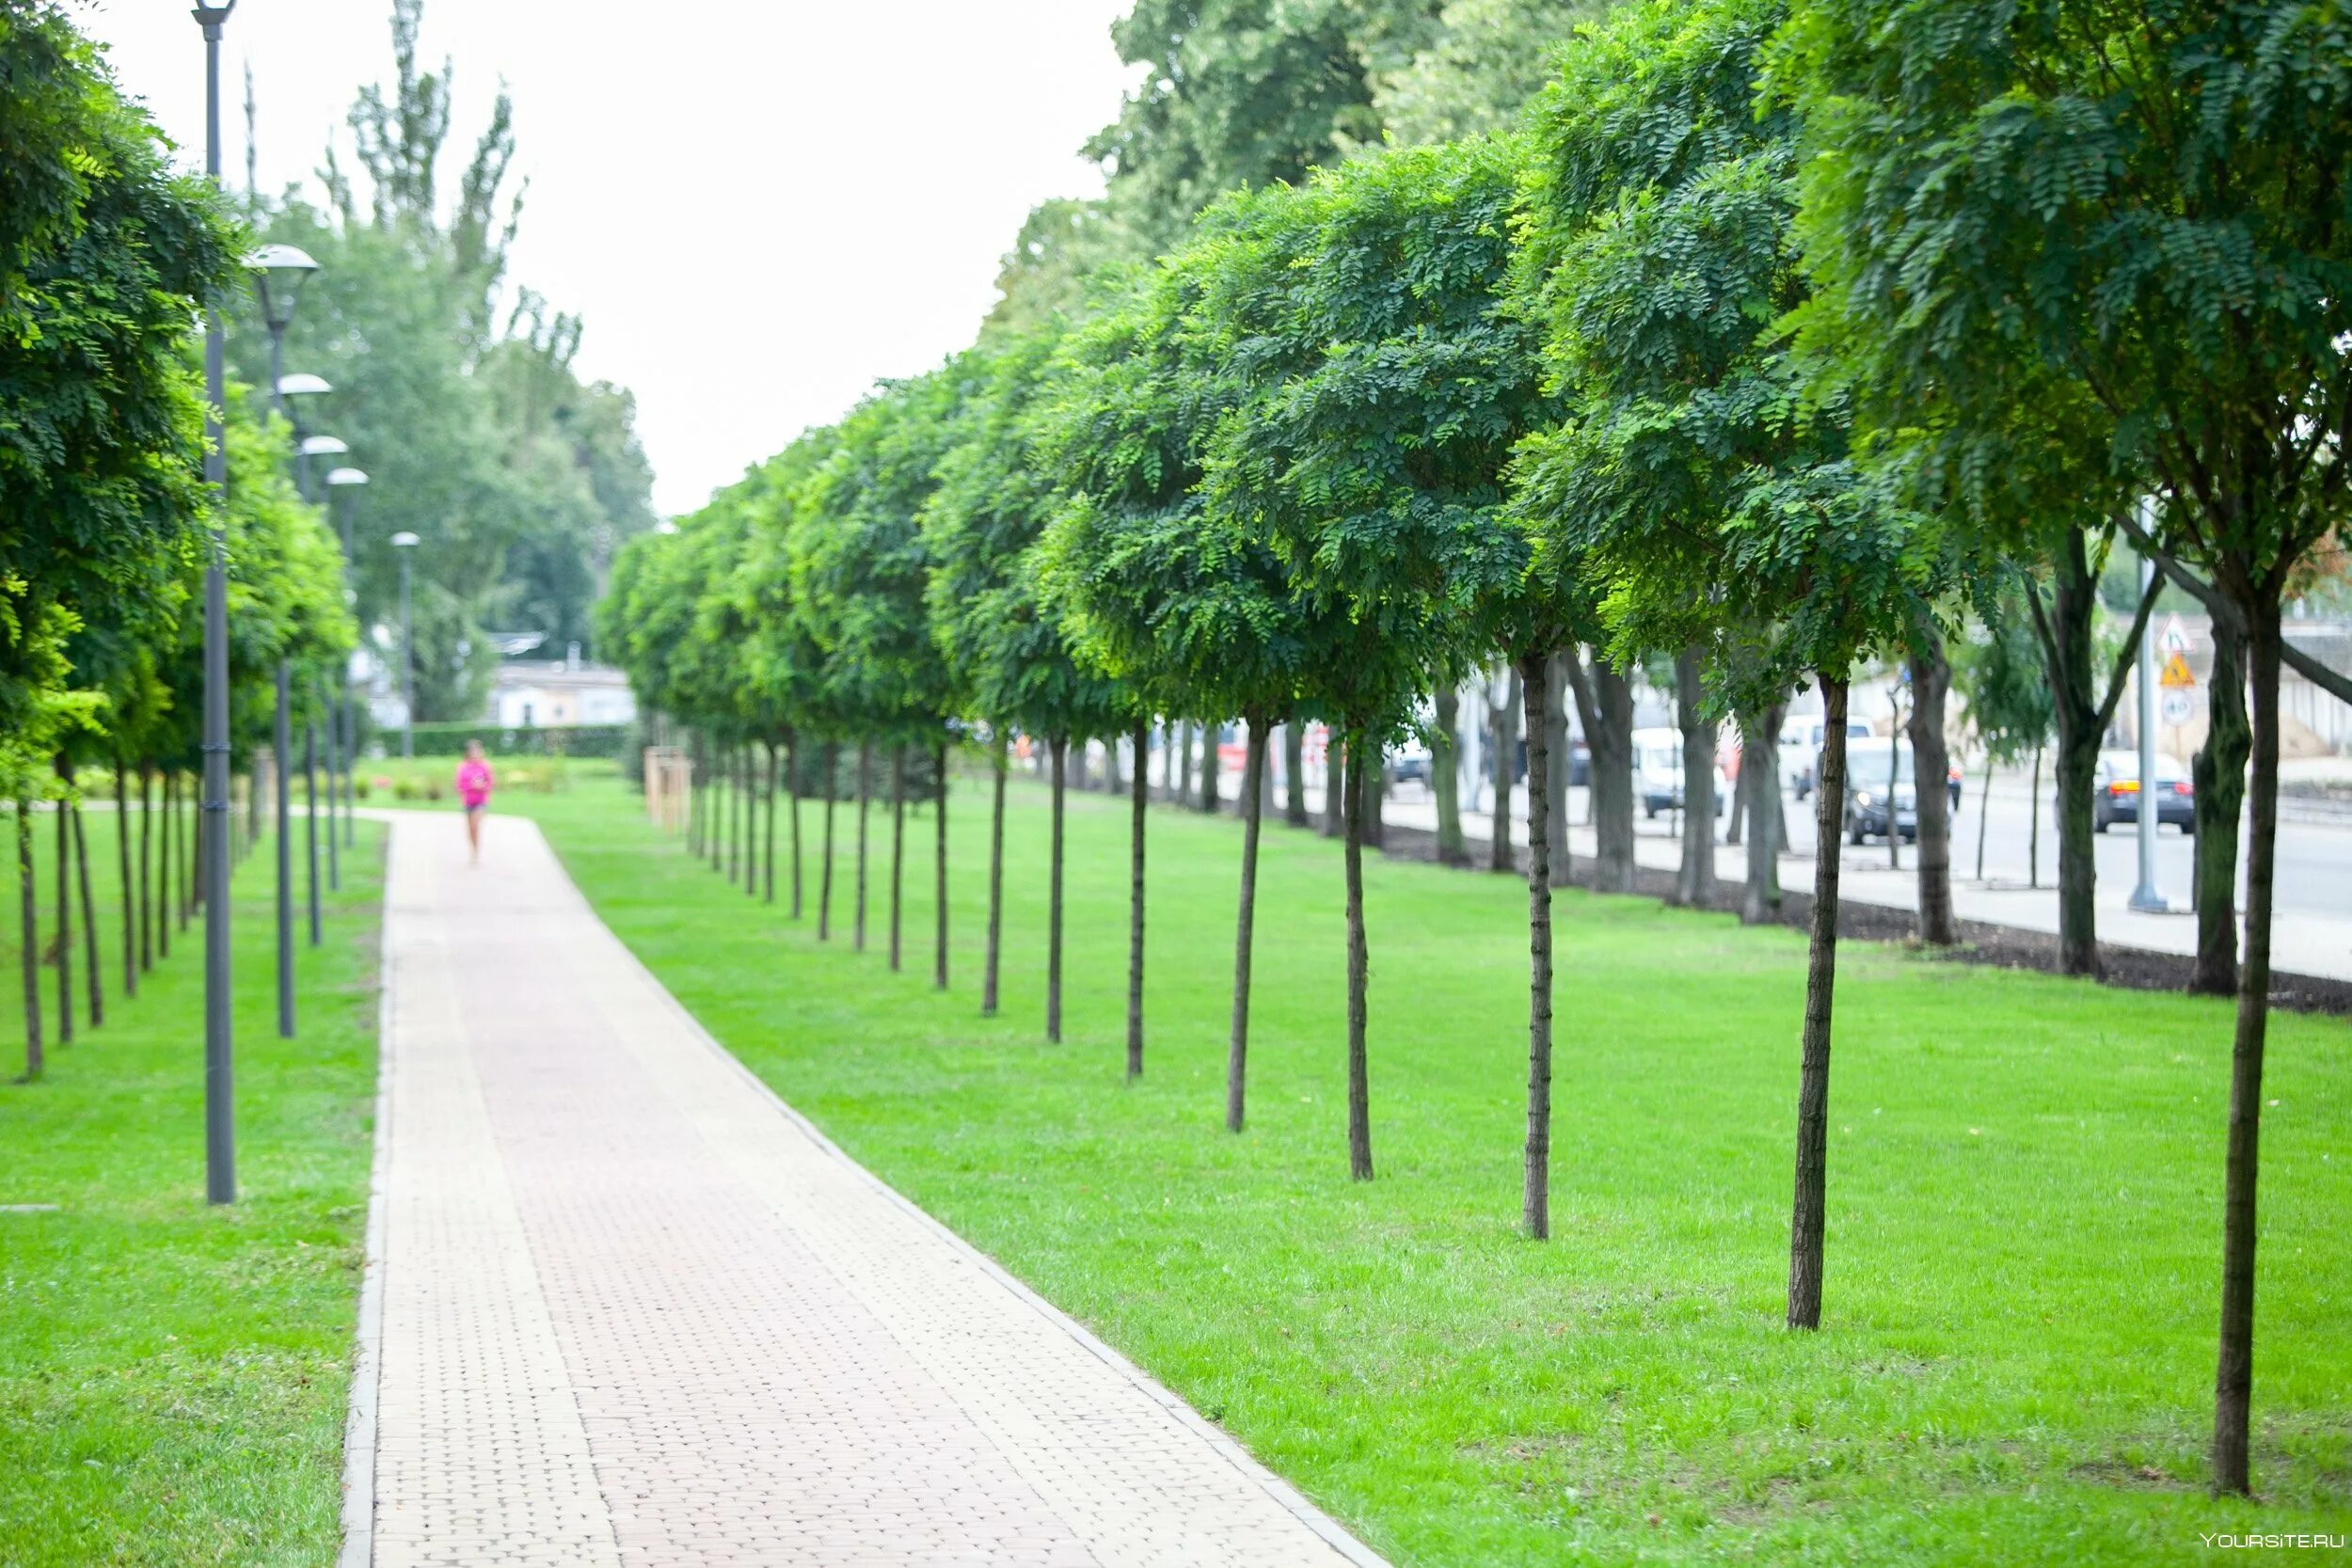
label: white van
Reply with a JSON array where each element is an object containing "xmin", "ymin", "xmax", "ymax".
[{"xmin": 1634, "ymin": 727, "xmax": 1725, "ymax": 817}]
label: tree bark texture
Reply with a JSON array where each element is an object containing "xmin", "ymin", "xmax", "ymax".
[
  {"xmin": 72, "ymin": 797, "xmax": 100, "ymax": 1027},
  {"xmin": 1568, "ymin": 655, "xmax": 1637, "ymax": 892},
  {"xmin": 1673, "ymin": 646, "xmax": 1717, "ymax": 908},
  {"xmin": 1787, "ymin": 674, "xmax": 1849, "ymax": 1332},
  {"xmin": 764, "ymin": 741, "xmax": 778, "ymax": 906},
  {"xmin": 1284, "ymin": 721, "xmax": 1308, "ymax": 828},
  {"xmin": 138, "ymin": 763, "xmax": 152, "ymax": 973},
  {"xmin": 1127, "ymin": 723, "xmax": 1147, "ymax": 1076},
  {"xmin": 2212, "ymin": 605, "xmax": 2281, "ymax": 1497},
  {"xmin": 1907, "ymin": 631, "xmax": 1957, "ymax": 944},
  {"xmin": 1198, "ymin": 722, "xmax": 1219, "ymax": 813},
  {"xmin": 54, "ymin": 780, "xmax": 72, "ymax": 1044},
  {"xmin": 157, "ymin": 768, "xmax": 171, "ymax": 960},
  {"xmin": 1488, "ymin": 664, "xmax": 1518, "ymax": 872},
  {"xmin": 1431, "ymin": 688, "xmax": 1469, "ymax": 866},
  {"xmin": 115, "ymin": 760, "xmax": 135, "ymax": 999},
  {"xmin": 2193, "ymin": 625, "xmax": 2249, "ymax": 996},
  {"xmin": 1343, "ymin": 735, "xmax": 1374, "ymax": 1181},
  {"xmin": 1519, "ymin": 654, "xmax": 1555, "ymax": 1239},
  {"xmin": 1546, "ymin": 653, "xmax": 1572, "ymax": 888},
  {"xmin": 1741, "ymin": 704, "xmax": 1788, "ymax": 927},
  {"xmin": 1321, "ymin": 736, "xmax": 1343, "ymax": 838},
  {"xmin": 1227, "ymin": 721, "xmax": 1267, "ymax": 1128}
]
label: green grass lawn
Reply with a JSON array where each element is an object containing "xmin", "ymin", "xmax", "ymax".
[
  {"xmin": 0, "ymin": 806, "xmax": 383, "ymax": 1567},
  {"xmin": 511, "ymin": 764, "xmax": 2348, "ymax": 1566}
]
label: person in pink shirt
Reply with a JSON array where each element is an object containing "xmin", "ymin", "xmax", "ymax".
[{"xmin": 455, "ymin": 740, "xmax": 495, "ymax": 863}]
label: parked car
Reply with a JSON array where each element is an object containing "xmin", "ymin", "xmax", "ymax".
[
  {"xmin": 1844, "ymin": 740, "xmax": 1922, "ymax": 843},
  {"xmin": 1786, "ymin": 718, "xmax": 1873, "ymax": 799},
  {"xmin": 2092, "ymin": 750, "xmax": 2195, "ymax": 833},
  {"xmin": 1634, "ymin": 727, "xmax": 1725, "ymax": 817},
  {"xmin": 1390, "ymin": 736, "xmax": 1433, "ymax": 788}
]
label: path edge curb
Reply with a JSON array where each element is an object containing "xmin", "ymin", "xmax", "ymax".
[
  {"xmin": 537, "ymin": 816, "xmax": 1393, "ymax": 1568},
  {"xmin": 337, "ymin": 818, "xmax": 393, "ymax": 1568}
]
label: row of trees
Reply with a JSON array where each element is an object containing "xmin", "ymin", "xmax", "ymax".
[
  {"xmin": 3, "ymin": 4, "xmax": 357, "ymax": 1074},
  {"xmin": 607, "ymin": 0, "xmax": 2344, "ymax": 1495}
]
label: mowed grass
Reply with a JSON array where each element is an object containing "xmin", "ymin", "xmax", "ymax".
[
  {"xmin": 0, "ymin": 807, "xmax": 383, "ymax": 1567},
  {"xmin": 517, "ymin": 766, "xmax": 2351, "ymax": 1566}
]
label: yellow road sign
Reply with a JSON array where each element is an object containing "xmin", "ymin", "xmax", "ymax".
[{"xmin": 2159, "ymin": 651, "xmax": 2196, "ymax": 689}]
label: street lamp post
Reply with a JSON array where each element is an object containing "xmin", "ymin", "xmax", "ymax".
[
  {"xmin": 193, "ymin": 1, "xmax": 238, "ymax": 1206},
  {"xmin": 327, "ymin": 467, "xmax": 369, "ymax": 851},
  {"xmin": 392, "ymin": 532, "xmax": 421, "ymax": 759},
  {"xmin": 2129, "ymin": 521, "xmax": 2169, "ymax": 913},
  {"xmin": 252, "ymin": 251, "xmax": 322, "ymax": 1043}
]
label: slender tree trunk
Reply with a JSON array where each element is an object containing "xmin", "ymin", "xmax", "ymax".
[
  {"xmin": 1226, "ymin": 721, "xmax": 1268, "ymax": 1125},
  {"xmin": 71, "ymin": 792, "xmax": 100, "ymax": 1029},
  {"xmin": 183, "ymin": 769, "xmax": 195, "ymax": 926},
  {"xmin": 1321, "ymin": 734, "xmax": 1344, "ymax": 838},
  {"xmin": 787, "ymin": 735, "xmax": 804, "ymax": 919},
  {"xmin": 16, "ymin": 801, "xmax": 40, "ymax": 1078},
  {"xmin": 2029, "ymin": 745, "xmax": 2044, "ymax": 891},
  {"xmin": 1908, "ymin": 630, "xmax": 1957, "ymax": 945},
  {"xmin": 138, "ymin": 763, "xmax": 152, "ymax": 972},
  {"xmin": 1975, "ymin": 754, "xmax": 1994, "ymax": 882},
  {"xmin": 889, "ymin": 745, "xmax": 906, "ymax": 973},
  {"xmin": 53, "ymin": 777, "xmax": 72, "ymax": 1045},
  {"xmin": 1567, "ymin": 655, "xmax": 1637, "ymax": 892},
  {"xmin": 305, "ymin": 723, "xmax": 322, "ymax": 946},
  {"xmin": 1742, "ymin": 704, "xmax": 1788, "ymax": 927},
  {"xmin": 743, "ymin": 746, "xmax": 757, "ymax": 900},
  {"xmin": 1176, "ymin": 721, "xmax": 1193, "ymax": 802},
  {"xmin": 764, "ymin": 741, "xmax": 778, "ymax": 906},
  {"xmin": 1047, "ymin": 736, "xmax": 1066, "ymax": 1043},
  {"xmin": 2193, "ymin": 626, "xmax": 2249, "ymax": 995},
  {"xmin": 1489, "ymin": 664, "xmax": 1518, "ymax": 872},
  {"xmin": 688, "ymin": 732, "xmax": 703, "ymax": 858},
  {"xmin": 2053, "ymin": 724, "xmax": 2102, "ymax": 975},
  {"xmin": 1787, "ymin": 674, "xmax": 1849, "ymax": 1331},
  {"xmin": 1284, "ymin": 721, "xmax": 1308, "ymax": 828},
  {"xmin": 818, "ymin": 743, "xmax": 837, "ymax": 942},
  {"xmin": 115, "ymin": 759, "xmax": 135, "ymax": 999},
  {"xmin": 157, "ymin": 769, "xmax": 171, "ymax": 960},
  {"xmin": 1343, "ymin": 733, "xmax": 1374, "ymax": 1181},
  {"xmin": 2212, "ymin": 604, "xmax": 2282, "ymax": 1497},
  {"xmin": 854, "ymin": 739, "xmax": 872, "ymax": 951},
  {"xmin": 1199, "ymin": 721, "xmax": 1220, "ymax": 813},
  {"xmin": 1519, "ymin": 653, "xmax": 1555, "ymax": 1238},
  {"xmin": 1432, "ymin": 689, "xmax": 1469, "ymax": 866},
  {"xmin": 1128, "ymin": 721, "xmax": 1149, "ymax": 1083},
  {"xmin": 1361, "ymin": 743, "xmax": 1386, "ymax": 848},
  {"xmin": 1673, "ymin": 646, "xmax": 1717, "ymax": 908},
  {"xmin": 933, "ymin": 739, "xmax": 949, "ymax": 991},
  {"xmin": 985, "ymin": 734, "xmax": 1007, "ymax": 1016}
]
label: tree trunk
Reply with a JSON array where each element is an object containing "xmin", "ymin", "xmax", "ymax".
[
  {"xmin": 764, "ymin": 741, "xmax": 778, "ymax": 906},
  {"xmin": 2212, "ymin": 603, "xmax": 2282, "ymax": 1497},
  {"xmin": 17, "ymin": 800, "xmax": 43, "ymax": 1077},
  {"xmin": 818, "ymin": 743, "xmax": 837, "ymax": 941},
  {"xmin": 1321, "ymin": 734, "xmax": 1343, "ymax": 838},
  {"xmin": 1283, "ymin": 721, "xmax": 1308, "ymax": 828},
  {"xmin": 115, "ymin": 758, "xmax": 135, "ymax": 1000},
  {"xmin": 1343, "ymin": 734, "xmax": 1375, "ymax": 1181},
  {"xmin": 2053, "ymin": 722, "xmax": 2102, "ymax": 976},
  {"xmin": 1568, "ymin": 655, "xmax": 1637, "ymax": 892},
  {"xmin": 688, "ymin": 732, "xmax": 703, "ymax": 858},
  {"xmin": 1673, "ymin": 645, "xmax": 1717, "ymax": 908},
  {"xmin": 889, "ymin": 745, "xmax": 907, "ymax": 973},
  {"xmin": 1908, "ymin": 630, "xmax": 1957, "ymax": 945},
  {"xmin": 984, "ymin": 734, "xmax": 1007, "ymax": 1016},
  {"xmin": 742, "ymin": 747, "xmax": 757, "ymax": 901},
  {"xmin": 138, "ymin": 763, "xmax": 152, "ymax": 972},
  {"xmin": 54, "ymin": 777, "xmax": 72, "ymax": 1045},
  {"xmin": 1432, "ymin": 689, "xmax": 1469, "ymax": 866},
  {"xmin": 157, "ymin": 768, "xmax": 172, "ymax": 960},
  {"xmin": 1519, "ymin": 653, "xmax": 1555, "ymax": 1239},
  {"xmin": 1741, "ymin": 703, "xmax": 1788, "ymax": 927},
  {"xmin": 306, "ymin": 725, "xmax": 322, "ymax": 945},
  {"xmin": 1176, "ymin": 721, "xmax": 1193, "ymax": 802},
  {"xmin": 1199, "ymin": 721, "xmax": 1220, "ymax": 813},
  {"xmin": 72, "ymin": 796, "xmax": 100, "ymax": 1028},
  {"xmin": 1975, "ymin": 754, "xmax": 1994, "ymax": 882},
  {"xmin": 787, "ymin": 736, "xmax": 804, "ymax": 919},
  {"xmin": 1361, "ymin": 745, "xmax": 1386, "ymax": 848},
  {"xmin": 181, "ymin": 769, "xmax": 196, "ymax": 927},
  {"xmin": 1047, "ymin": 736, "xmax": 1066, "ymax": 1043},
  {"xmin": 1489, "ymin": 664, "xmax": 1518, "ymax": 872},
  {"xmin": 1787, "ymin": 673, "xmax": 1849, "ymax": 1331},
  {"xmin": 2028, "ymin": 745, "xmax": 2043, "ymax": 890},
  {"xmin": 1128, "ymin": 721, "xmax": 1149, "ymax": 1083},
  {"xmin": 854, "ymin": 739, "xmax": 872, "ymax": 952},
  {"xmin": 1226, "ymin": 721, "xmax": 1268, "ymax": 1126},
  {"xmin": 935, "ymin": 739, "xmax": 950, "ymax": 992},
  {"xmin": 1547, "ymin": 654, "xmax": 1572, "ymax": 888},
  {"xmin": 2193, "ymin": 625, "xmax": 2249, "ymax": 996}
]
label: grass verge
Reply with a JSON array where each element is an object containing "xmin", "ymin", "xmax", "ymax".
[{"xmin": 0, "ymin": 808, "xmax": 383, "ymax": 1567}]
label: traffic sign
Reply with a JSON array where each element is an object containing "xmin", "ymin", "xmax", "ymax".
[
  {"xmin": 2160, "ymin": 689, "xmax": 2195, "ymax": 726},
  {"xmin": 2159, "ymin": 614, "xmax": 2193, "ymax": 656},
  {"xmin": 2159, "ymin": 651, "xmax": 2196, "ymax": 689}
]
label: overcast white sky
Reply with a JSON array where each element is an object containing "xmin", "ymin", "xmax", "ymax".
[{"xmin": 78, "ymin": 0, "xmax": 1137, "ymax": 515}]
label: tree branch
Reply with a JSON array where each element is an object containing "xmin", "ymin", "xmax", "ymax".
[
  {"xmin": 2095, "ymin": 576, "xmax": 2165, "ymax": 731},
  {"xmin": 2115, "ymin": 510, "xmax": 2352, "ymax": 707}
]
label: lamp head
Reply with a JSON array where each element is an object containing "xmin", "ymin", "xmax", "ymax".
[
  {"xmin": 277, "ymin": 372, "xmax": 332, "ymax": 399},
  {"xmin": 247, "ymin": 244, "xmax": 319, "ymax": 331},
  {"xmin": 298, "ymin": 435, "xmax": 348, "ymax": 458},
  {"xmin": 326, "ymin": 467, "xmax": 369, "ymax": 488},
  {"xmin": 389, "ymin": 531, "xmax": 421, "ymax": 549}
]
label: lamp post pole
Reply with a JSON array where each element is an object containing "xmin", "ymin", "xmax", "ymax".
[
  {"xmin": 393, "ymin": 533, "xmax": 420, "ymax": 759},
  {"xmin": 194, "ymin": 1, "xmax": 237, "ymax": 1206},
  {"xmin": 255, "ymin": 266, "xmax": 319, "ymax": 1044},
  {"xmin": 2129, "ymin": 517, "xmax": 2169, "ymax": 913},
  {"xmin": 328, "ymin": 473, "xmax": 366, "ymax": 850}
]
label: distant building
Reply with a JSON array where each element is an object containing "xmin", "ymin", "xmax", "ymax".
[{"xmin": 487, "ymin": 645, "xmax": 637, "ymax": 729}]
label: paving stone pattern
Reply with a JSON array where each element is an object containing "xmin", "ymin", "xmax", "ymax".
[{"xmin": 363, "ymin": 811, "xmax": 1386, "ymax": 1567}]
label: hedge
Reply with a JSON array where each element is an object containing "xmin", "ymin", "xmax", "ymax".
[{"xmin": 395, "ymin": 721, "xmax": 630, "ymax": 759}]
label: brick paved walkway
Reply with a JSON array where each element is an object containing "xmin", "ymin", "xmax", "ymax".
[{"xmin": 354, "ymin": 810, "xmax": 1385, "ymax": 1567}]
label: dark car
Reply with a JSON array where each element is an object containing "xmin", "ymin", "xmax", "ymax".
[
  {"xmin": 1842, "ymin": 739, "xmax": 1924, "ymax": 843},
  {"xmin": 2092, "ymin": 750, "xmax": 2195, "ymax": 833}
]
